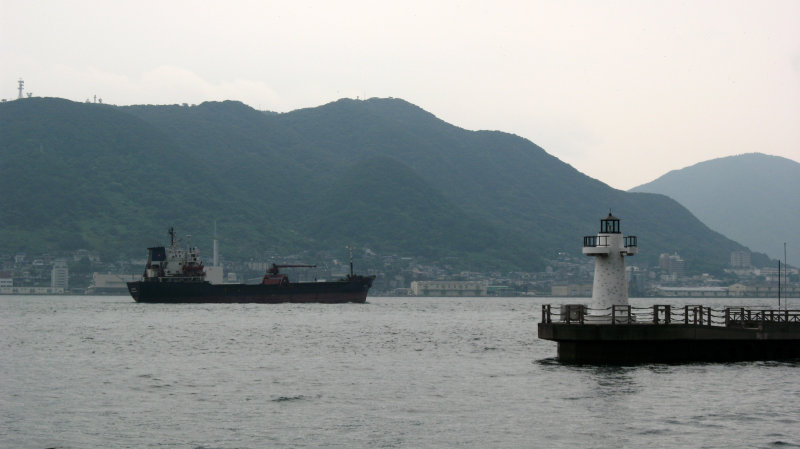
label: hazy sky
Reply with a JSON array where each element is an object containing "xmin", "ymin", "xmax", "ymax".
[{"xmin": 2, "ymin": 0, "xmax": 798, "ymax": 190}]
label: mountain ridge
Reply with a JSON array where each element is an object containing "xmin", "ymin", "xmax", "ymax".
[
  {"xmin": 0, "ymin": 97, "xmax": 769, "ymax": 273},
  {"xmin": 630, "ymin": 153, "xmax": 799, "ymax": 260}
]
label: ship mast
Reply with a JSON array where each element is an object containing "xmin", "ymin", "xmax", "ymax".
[{"xmin": 347, "ymin": 245, "xmax": 354, "ymax": 277}]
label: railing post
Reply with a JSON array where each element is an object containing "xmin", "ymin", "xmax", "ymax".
[
  {"xmin": 725, "ymin": 308, "xmax": 730, "ymax": 326},
  {"xmin": 707, "ymin": 307, "xmax": 711, "ymax": 326},
  {"xmin": 579, "ymin": 305, "xmax": 585, "ymax": 325},
  {"xmin": 741, "ymin": 307, "xmax": 745, "ymax": 324},
  {"xmin": 684, "ymin": 305, "xmax": 689, "ymax": 325},
  {"xmin": 627, "ymin": 305, "xmax": 632, "ymax": 324},
  {"xmin": 653, "ymin": 305, "xmax": 659, "ymax": 324},
  {"xmin": 665, "ymin": 305, "xmax": 671, "ymax": 324}
]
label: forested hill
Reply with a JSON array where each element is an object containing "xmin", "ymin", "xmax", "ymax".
[{"xmin": 0, "ymin": 97, "xmax": 767, "ymax": 272}]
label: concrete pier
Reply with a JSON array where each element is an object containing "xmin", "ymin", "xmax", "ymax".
[
  {"xmin": 538, "ymin": 213, "xmax": 800, "ymax": 363},
  {"xmin": 538, "ymin": 304, "xmax": 800, "ymax": 363}
]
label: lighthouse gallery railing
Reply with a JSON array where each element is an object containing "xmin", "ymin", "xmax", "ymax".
[{"xmin": 583, "ymin": 235, "xmax": 638, "ymax": 248}]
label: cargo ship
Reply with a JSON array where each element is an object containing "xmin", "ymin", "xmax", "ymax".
[{"xmin": 127, "ymin": 228, "xmax": 375, "ymax": 303}]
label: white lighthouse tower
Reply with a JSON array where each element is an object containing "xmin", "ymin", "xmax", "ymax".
[{"xmin": 583, "ymin": 213, "xmax": 637, "ymax": 316}]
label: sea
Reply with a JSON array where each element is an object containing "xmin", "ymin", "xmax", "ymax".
[{"xmin": 2, "ymin": 295, "xmax": 799, "ymax": 449}]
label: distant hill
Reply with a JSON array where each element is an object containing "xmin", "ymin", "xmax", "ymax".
[
  {"xmin": 630, "ymin": 153, "xmax": 799, "ymax": 260},
  {"xmin": 0, "ymin": 97, "xmax": 768, "ymax": 273}
]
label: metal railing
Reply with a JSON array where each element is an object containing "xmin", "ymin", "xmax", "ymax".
[
  {"xmin": 583, "ymin": 235, "xmax": 637, "ymax": 247},
  {"xmin": 583, "ymin": 236, "xmax": 609, "ymax": 247},
  {"xmin": 541, "ymin": 304, "xmax": 800, "ymax": 327}
]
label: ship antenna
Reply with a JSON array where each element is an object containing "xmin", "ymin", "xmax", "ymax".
[{"xmin": 169, "ymin": 227, "xmax": 175, "ymax": 246}]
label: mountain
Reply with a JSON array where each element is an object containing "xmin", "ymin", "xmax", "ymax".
[
  {"xmin": 630, "ymin": 153, "xmax": 799, "ymax": 261},
  {"xmin": 0, "ymin": 97, "xmax": 768, "ymax": 273}
]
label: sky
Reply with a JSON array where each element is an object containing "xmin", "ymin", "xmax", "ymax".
[{"xmin": 2, "ymin": 0, "xmax": 799, "ymax": 190}]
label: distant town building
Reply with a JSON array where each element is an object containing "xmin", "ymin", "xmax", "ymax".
[
  {"xmin": 51, "ymin": 259, "xmax": 69, "ymax": 289},
  {"xmin": 730, "ymin": 251, "xmax": 751, "ymax": 268},
  {"xmin": 410, "ymin": 280, "xmax": 488, "ymax": 296},
  {"xmin": 659, "ymin": 253, "xmax": 685, "ymax": 277},
  {"xmin": 0, "ymin": 272, "xmax": 12, "ymax": 288}
]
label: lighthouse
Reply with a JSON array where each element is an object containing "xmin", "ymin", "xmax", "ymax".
[
  {"xmin": 582, "ymin": 213, "xmax": 637, "ymax": 316},
  {"xmin": 539, "ymin": 214, "xmax": 800, "ymax": 363}
]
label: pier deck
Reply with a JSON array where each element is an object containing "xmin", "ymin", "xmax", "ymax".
[{"xmin": 538, "ymin": 304, "xmax": 800, "ymax": 363}]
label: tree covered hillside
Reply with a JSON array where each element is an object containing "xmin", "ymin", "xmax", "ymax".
[{"xmin": 0, "ymin": 97, "xmax": 765, "ymax": 273}]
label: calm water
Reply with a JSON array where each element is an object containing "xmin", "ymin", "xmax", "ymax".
[{"xmin": 2, "ymin": 295, "xmax": 799, "ymax": 449}]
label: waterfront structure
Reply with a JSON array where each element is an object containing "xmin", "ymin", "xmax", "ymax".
[{"xmin": 410, "ymin": 280, "xmax": 488, "ymax": 296}]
